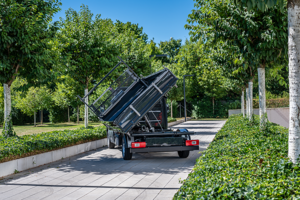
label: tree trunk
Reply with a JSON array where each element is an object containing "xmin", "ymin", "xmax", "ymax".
[
  {"xmin": 34, "ymin": 112, "xmax": 36, "ymax": 127},
  {"xmin": 288, "ymin": 3, "xmax": 300, "ymax": 163},
  {"xmin": 249, "ymin": 81, "xmax": 253, "ymax": 121},
  {"xmin": 246, "ymin": 86, "xmax": 249, "ymax": 118},
  {"xmin": 68, "ymin": 107, "xmax": 70, "ymax": 123},
  {"xmin": 40, "ymin": 110, "xmax": 43, "ymax": 125},
  {"xmin": 241, "ymin": 90, "xmax": 245, "ymax": 117},
  {"xmin": 258, "ymin": 67, "xmax": 267, "ymax": 128},
  {"xmin": 171, "ymin": 100, "xmax": 173, "ymax": 118},
  {"xmin": 212, "ymin": 97, "xmax": 215, "ymax": 116},
  {"xmin": 85, "ymin": 88, "xmax": 88, "ymax": 128},
  {"xmin": 77, "ymin": 105, "xmax": 79, "ymax": 124},
  {"xmin": 3, "ymin": 83, "xmax": 12, "ymax": 130}
]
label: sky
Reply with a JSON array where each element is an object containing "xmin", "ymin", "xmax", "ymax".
[{"xmin": 52, "ymin": 0, "xmax": 196, "ymax": 44}]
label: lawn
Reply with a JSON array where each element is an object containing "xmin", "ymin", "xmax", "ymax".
[{"xmin": 0, "ymin": 121, "xmax": 103, "ymax": 136}]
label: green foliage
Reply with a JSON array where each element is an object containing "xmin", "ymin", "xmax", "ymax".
[
  {"xmin": 253, "ymin": 98, "xmax": 289, "ymax": 108},
  {"xmin": 0, "ymin": 0, "xmax": 61, "ymax": 85},
  {"xmin": 174, "ymin": 115, "xmax": 300, "ymax": 199},
  {"xmin": 159, "ymin": 38, "xmax": 182, "ymax": 63},
  {"xmin": 167, "ymin": 100, "xmax": 179, "ymax": 118},
  {"xmin": 70, "ymin": 112, "xmax": 78, "ymax": 123},
  {"xmin": 233, "ymin": 0, "xmax": 286, "ymax": 11},
  {"xmin": 0, "ymin": 125, "xmax": 106, "ymax": 162},
  {"xmin": 167, "ymin": 117, "xmax": 177, "ymax": 123},
  {"xmin": 192, "ymin": 98, "xmax": 239, "ymax": 118},
  {"xmin": 49, "ymin": 105, "xmax": 68, "ymax": 123},
  {"xmin": 185, "ymin": 0, "xmax": 288, "ymax": 100},
  {"xmin": 2, "ymin": 114, "xmax": 16, "ymax": 137},
  {"xmin": 57, "ymin": 5, "xmax": 119, "ymax": 89},
  {"xmin": 15, "ymin": 86, "xmax": 53, "ymax": 116},
  {"xmin": 254, "ymin": 90, "xmax": 289, "ymax": 100},
  {"xmin": 115, "ymin": 20, "xmax": 148, "ymax": 43},
  {"xmin": 53, "ymin": 80, "xmax": 75, "ymax": 109}
]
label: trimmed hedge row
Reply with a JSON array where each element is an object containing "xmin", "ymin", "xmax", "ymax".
[
  {"xmin": 253, "ymin": 98, "xmax": 289, "ymax": 108},
  {"xmin": 0, "ymin": 126, "xmax": 106, "ymax": 163},
  {"xmin": 174, "ymin": 114, "xmax": 300, "ymax": 199}
]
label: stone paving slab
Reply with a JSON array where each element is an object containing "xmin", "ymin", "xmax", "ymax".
[{"xmin": 0, "ymin": 120, "xmax": 226, "ymax": 200}]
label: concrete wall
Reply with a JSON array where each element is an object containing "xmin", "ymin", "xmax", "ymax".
[
  {"xmin": 0, "ymin": 138, "xmax": 107, "ymax": 178},
  {"xmin": 228, "ymin": 107, "xmax": 289, "ymax": 128}
]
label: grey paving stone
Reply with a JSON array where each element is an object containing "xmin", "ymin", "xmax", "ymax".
[
  {"xmin": 78, "ymin": 188, "xmax": 112, "ymax": 200},
  {"xmin": 42, "ymin": 187, "xmax": 79, "ymax": 200},
  {"xmin": 135, "ymin": 189, "xmax": 161, "ymax": 200},
  {"xmin": 154, "ymin": 189, "xmax": 178, "ymax": 199},
  {"xmin": 97, "ymin": 188, "xmax": 128, "ymax": 200},
  {"xmin": 23, "ymin": 186, "xmax": 64, "ymax": 200},
  {"xmin": 116, "ymin": 189, "xmax": 144, "ymax": 200},
  {"xmin": 60, "ymin": 188, "xmax": 95, "ymax": 200},
  {"xmin": 0, "ymin": 120, "xmax": 226, "ymax": 200}
]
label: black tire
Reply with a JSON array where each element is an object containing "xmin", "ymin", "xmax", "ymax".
[
  {"xmin": 178, "ymin": 151, "xmax": 190, "ymax": 158},
  {"xmin": 122, "ymin": 135, "xmax": 132, "ymax": 160}
]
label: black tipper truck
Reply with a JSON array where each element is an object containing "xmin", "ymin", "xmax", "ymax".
[{"xmin": 78, "ymin": 57, "xmax": 199, "ymax": 160}]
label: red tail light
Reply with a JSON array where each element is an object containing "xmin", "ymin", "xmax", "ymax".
[
  {"xmin": 131, "ymin": 142, "xmax": 146, "ymax": 148},
  {"xmin": 186, "ymin": 140, "xmax": 199, "ymax": 146}
]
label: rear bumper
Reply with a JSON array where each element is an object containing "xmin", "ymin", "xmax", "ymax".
[{"xmin": 130, "ymin": 146, "xmax": 199, "ymax": 153}]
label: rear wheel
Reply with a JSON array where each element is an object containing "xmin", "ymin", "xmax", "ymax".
[
  {"xmin": 178, "ymin": 151, "xmax": 190, "ymax": 158},
  {"xmin": 122, "ymin": 135, "xmax": 132, "ymax": 160}
]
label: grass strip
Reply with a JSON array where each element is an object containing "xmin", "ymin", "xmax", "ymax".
[{"xmin": 174, "ymin": 114, "xmax": 300, "ymax": 199}]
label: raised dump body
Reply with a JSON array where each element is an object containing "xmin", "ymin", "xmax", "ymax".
[
  {"xmin": 78, "ymin": 57, "xmax": 199, "ymax": 160},
  {"xmin": 114, "ymin": 69, "xmax": 177, "ymax": 133}
]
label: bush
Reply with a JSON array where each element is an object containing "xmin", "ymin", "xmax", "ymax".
[
  {"xmin": 192, "ymin": 98, "xmax": 239, "ymax": 118},
  {"xmin": 0, "ymin": 125, "xmax": 106, "ymax": 163},
  {"xmin": 174, "ymin": 115, "xmax": 300, "ymax": 199},
  {"xmin": 49, "ymin": 106, "xmax": 68, "ymax": 123},
  {"xmin": 168, "ymin": 117, "xmax": 177, "ymax": 123},
  {"xmin": 70, "ymin": 112, "xmax": 78, "ymax": 123},
  {"xmin": 253, "ymin": 98, "xmax": 289, "ymax": 108}
]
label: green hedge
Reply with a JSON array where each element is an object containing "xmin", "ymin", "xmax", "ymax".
[
  {"xmin": 253, "ymin": 98, "xmax": 289, "ymax": 108},
  {"xmin": 0, "ymin": 126, "xmax": 106, "ymax": 163},
  {"xmin": 168, "ymin": 117, "xmax": 177, "ymax": 123},
  {"xmin": 174, "ymin": 115, "xmax": 300, "ymax": 199}
]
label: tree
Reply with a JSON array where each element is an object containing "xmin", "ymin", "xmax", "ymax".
[
  {"xmin": 175, "ymin": 39, "xmax": 236, "ymax": 116},
  {"xmin": 0, "ymin": 0, "xmax": 61, "ymax": 131},
  {"xmin": 115, "ymin": 20, "xmax": 148, "ymax": 43},
  {"xmin": 198, "ymin": 65, "xmax": 230, "ymax": 115},
  {"xmin": 233, "ymin": 0, "xmax": 300, "ymax": 164},
  {"xmin": 159, "ymin": 38, "xmax": 182, "ymax": 63},
  {"xmin": 15, "ymin": 86, "xmax": 52, "ymax": 127},
  {"xmin": 53, "ymin": 80, "xmax": 75, "ymax": 123},
  {"xmin": 167, "ymin": 73, "xmax": 184, "ymax": 118},
  {"xmin": 57, "ymin": 5, "xmax": 119, "ymax": 128},
  {"xmin": 186, "ymin": 0, "xmax": 287, "ymax": 125}
]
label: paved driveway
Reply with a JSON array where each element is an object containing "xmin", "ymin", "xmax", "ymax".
[{"xmin": 0, "ymin": 120, "xmax": 226, "ymax": 200}]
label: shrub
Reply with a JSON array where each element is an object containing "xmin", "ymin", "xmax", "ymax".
[
  {"xmin": 168, "ymin": 117, "xmax": 177, "ymax": 123},
  {"xmin": 253, "ymin": 98, "xmax": 289, "ymax": 108},
  {"xmin": 70, "ymin": 112, "xmax": 78, "ymax": 123},
  {"xmin": 174, "ymin": 115, "xmax": 300, "ymax": 199},
  {"xmin": 49, "ymin": 106, "xmax": 68, "ymax": 123},
  {"xmin": 192, "ymin": 98, "xmax": 239, "ymax": 118},
  {"xmin": 0, "ymin": 125, "xmax": 106, "ymax": 163}
]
